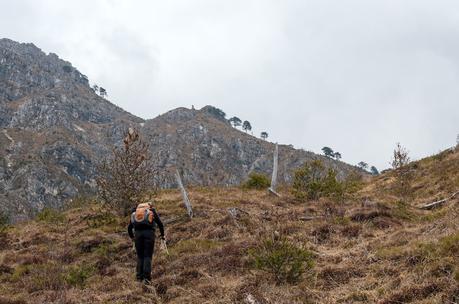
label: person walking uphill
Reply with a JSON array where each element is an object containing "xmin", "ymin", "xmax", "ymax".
[{"xmin": 128, "ymin": 202, "xmax": 165, "ymax": 284}]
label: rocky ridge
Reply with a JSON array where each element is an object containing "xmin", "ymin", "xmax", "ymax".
[{"xmin": 0, "ymin": 38, "xmax": 360, "ymax": 220}]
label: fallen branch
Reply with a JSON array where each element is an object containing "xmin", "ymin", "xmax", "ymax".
[
  {"xmin": 420, "ymin": 191, "xmax": 459, "ymax": 210},
  {"xmin": 299, "ymin": 216, "xmax": 324, "ymax": 221}
]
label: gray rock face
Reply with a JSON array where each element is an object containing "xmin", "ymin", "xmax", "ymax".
[{"xmin": 0, "ymin": 38, "xmax": 362, "ymax": 220}]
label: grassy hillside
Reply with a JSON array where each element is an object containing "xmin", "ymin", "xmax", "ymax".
[{"xmin": 0, "ymin": 149, "xmax": 458, "ymax": 303}]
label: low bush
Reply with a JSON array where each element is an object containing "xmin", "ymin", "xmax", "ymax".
[
  {"xmin": 242, "ymin": 172, "xmax": 271, "ymax": 190},
  {"xmin": 27, "ymin": 263, "xmax": 65, "ymax": 292},
  {"xmin": 35, "ymin": 208, "xmax": 65, "ymax": 223},
  {"xmin": 65, "ymin": 264, "xmax": 94, "ymax": 288},
  {"xmin": 292, "ymin": 160, "xmax": 351, "ymax": 201},
  {"xmin": 249, "ymin": 236, "xmax": 314, "ymax": 284},
  {"xmin": 0, "ymin": 211, "xmax": 10, "ymax": 228}
]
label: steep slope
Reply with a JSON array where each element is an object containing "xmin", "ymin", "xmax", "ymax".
[
  {"xmin": 0, "ymin": 149, "xmax": 457, "ymax": 303},
  {"xmin": 143, "ymin": 106, "xmax": 358, "ymax": 187},
  {"xmin": 0, "ymin": 38, "xmax": 143, "ymax": 220},
  {"xmin": 0, "ymin": 38, "xmax": 359, "ymax": 220}
]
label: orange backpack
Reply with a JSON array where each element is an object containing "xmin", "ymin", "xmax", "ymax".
[{"xmin": 131, "ymin": 203, "xmax": 154, "ymax": 226}]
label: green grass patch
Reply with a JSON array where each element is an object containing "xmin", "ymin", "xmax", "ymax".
[
  {"xmin": 65, "ymin": 264, "xmax": 95, "ymax": 288},
  {"xmin": 391, "ymin": 201, "xmax": 415, "ymax": 221},
  {"xmin": 420, "ymin": 208, "xmax": 449, "ymax": 222},
  {"xmin": 36, "ymin": 208, "xmax": 65, "ymax": 223},
  {"xmin": 375, "ymin": 245, "xmax": 406, "ymax": 260},
  {"xmin": 10, "ymin": 265, "xmax": 30, "ymax": 282},
  {"xmin": 170, "ymin": 239, "xmax": 221, "ymax": 257}
]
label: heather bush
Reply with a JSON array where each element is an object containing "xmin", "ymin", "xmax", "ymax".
[
  {"xmin": 249, "ymin": 236, "xmax": 314, "ymax": 284},
  {"xmin": 242, "ymin": 172, "xmax": 271, "ymax": 190}
]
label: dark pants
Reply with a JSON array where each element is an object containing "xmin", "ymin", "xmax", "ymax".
[{"xmin": 134, "ymin": 229, "xmax": 155, "ymax": 281}]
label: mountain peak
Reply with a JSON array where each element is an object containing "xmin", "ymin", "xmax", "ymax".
[{"xmin": 0, "ymin": 39, "xmax": 360, "ymax": 220}]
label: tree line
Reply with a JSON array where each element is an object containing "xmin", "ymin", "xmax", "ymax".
[{"xmin": 321, "ymin": 146, "xmax": 379, "ymax": 175}]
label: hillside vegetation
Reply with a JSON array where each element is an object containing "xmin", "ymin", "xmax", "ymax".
[{"xmin": 0, "ymin": 149, "xmax": 458, "ymax": 303}]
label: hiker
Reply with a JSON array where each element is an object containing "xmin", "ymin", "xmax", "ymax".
[{"xmin": 128, "ymin": 202, "xmax": 165, "ymax": 283}]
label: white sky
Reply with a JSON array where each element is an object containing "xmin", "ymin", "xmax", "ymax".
[{"xmin": 1, "ymin": 0, "xmax": 458, "ymax": 170}]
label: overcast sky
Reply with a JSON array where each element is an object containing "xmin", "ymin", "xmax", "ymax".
[{"xmin": 1, "ymin": 0, "xmax": 458, "ymax": 169}]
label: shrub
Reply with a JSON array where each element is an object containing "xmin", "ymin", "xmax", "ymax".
[
  {"xmin": 27, "ymin": 263, "xmax": 65, "ymax": 292},
  {"xmin": 292, "ymin": 160, "xmax": 325, "ymax": 200},
  {"xmin": 321, "ymin": 169, "xmax": 345, "ymax": 200},
  {"xmin": 249, "ymin": 236, "xmax": 314, "ymax": 284},
  {"xmin": 96, "ymin": 128, "xmax": 156, "ymax": 215},
  {"xmin": 10, "ymin": 265, "xmax": 30, "ymax": 282},
  {"xmin": 242, "ymin": 172, "xmax": 271, "ymax": 190},
  {"xmin": 391, "ymin": 143, "xmax": 414, "ymax": 198},
  {"xmin": 35, "ymin": 208, "xmax": 65, "ymax": 223},
  {"xmin": 65, "ymin": 265, "xmax": 94, "ymax": 288},
  {"xmin": 0, "ymin": 211, "xmax": 10, "ymax": 232},
  {"xmin": 62, "ymin": 65, "xmax": 72, "ymax": 73},
  {"xmin": 292, "ymin": 160, "xmax": 348, "ymax": 200}
]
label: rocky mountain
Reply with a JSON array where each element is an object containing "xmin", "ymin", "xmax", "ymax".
[{"xmin": 0, "ymin": 38, "xmax": 360, "ymax": 220}]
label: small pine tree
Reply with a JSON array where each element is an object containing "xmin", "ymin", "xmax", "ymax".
[
  {"xmin": 292, "ymin": 160, "xmax": 325, "ymax": 200},
  {"xmin": 391, "ymin": 143, "xmax": 413, "ymax": 199},
  {"xmin": 370, "ymin": 166, "xmax": 379, "ymax": 175},
  {"xmin": 322, "ymin": 147, "xmax": 334, "ymax": 158},
  {"xmin": 99, "ymin": 87, "xmax": 107, "ymax": 98},
  {"xmin": 242, "ymin": 172, "xmax": 271, "ymax": 189},
  {"xmin": 228, "ymin": 116, "xmax": 242, "ymax": 127},
  {"xmin": 96, "ymin": 128, "xmax": 156, "ymax": 215},
  {"xmin": 357, "ymin": 161, "xmax": 368, "ymax": 170},
  {"xmin": 261, "ymin": 132, "xmax": 268, "ymax": 140},
  {"xmin": 333, "ymin": 152, "xmax": 342, "ymax": 160},
  {"xmin": 242, "ymin": 121, "xmax": 252, "ymax": 133}
]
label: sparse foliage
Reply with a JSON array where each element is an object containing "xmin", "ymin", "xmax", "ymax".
[
  {"xmin": 334, "ymin": 152, "xmax": 342, "ymax": 160},
  {"xmin": 203, "ymin": 106, "xmax": 226, "ymax": 119},
  {"xmin": 293, "ymin": 160, "xmax": 325, "ymax": 200},
  {"xmin": 0, "ymin": 211, "xmax": 9, "ymax": 232},
  {"xmin": 292, "ymin": 160, "xmax": 345, "ymax": 200},
  {"xmin": 322, "ymin": 147, "xmax": 334, "ymax": 158},
  {"xmin": 96, "ymin": 128, "xmax": 156, "ymax": 215},
  {"xmin": 249, "ymin": 235, "xmax": 314, "ymax": 284},
  {"xmin": 62, "ymin": 65, "xmax": 72, "ymax": 73},
  {"xmin": 242, "ymin": 120, "xmax": 252, "ymax": 133},
  {"xmin": 370, "ymin": 166, "xmax": 379, "ymax": 175},
  {"xmin": 99, "ymin": 87, "xmax": 107, "ymax": 97},
  {"xmin": 65, "ymin": 265, "xmax": 94, "ymax": 288},
  {"xmin": 36, "ymin": 208, "xmax": 65, "ymax": 223},
  {"xmin": 292, "ymin": 160, "xmax": 359, "ymax": 201},
  {"xmin": 228, "ymin": 116, "xmax": 242, "ymax": 127},
  {"xmin": 391, "ymin": 143, "xmax": 413, "ymax": 198},
  {"xmin": 357, "ymin": 161, "xmax": 368, "ymax": 170},
  {"xmin": 261, "ymin": 132, "xmax": 268, "ymax": 140},
  {"xmin": 92, "ymin": 84, "xmax": 99, "ymax": 93},
  {"xmin": 242, "ymin": 172, "xmax": 271, "ymax": 189}
]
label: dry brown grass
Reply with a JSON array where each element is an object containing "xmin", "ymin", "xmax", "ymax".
[{"xmin": 0, "ymin": 150, "xmax": 458, "ymax": 303}]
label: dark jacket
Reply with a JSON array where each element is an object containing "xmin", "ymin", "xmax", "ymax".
[{"xmin": 128, "ymin": 208, "xmax": 165, "ymax": 240}]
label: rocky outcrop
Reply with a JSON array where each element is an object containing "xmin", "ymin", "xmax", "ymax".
[{"xmin": 0, "ymin": 38, "xmax": 361, "ymax": 220}]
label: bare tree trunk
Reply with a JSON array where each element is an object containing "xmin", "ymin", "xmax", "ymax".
[
  {"xmin": 269, "ymin": 143, "xmax": 280, "ymax": 197},
  {"xmin": 420, "ymin": 191, "xmax": 459, "ymax": 210},
  {"xmin": 175, "ymin": 169, "xmax": 193, "ymax": 218}
]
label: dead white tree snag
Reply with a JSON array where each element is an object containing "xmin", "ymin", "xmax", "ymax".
[
  {"xmin": 268, "ymin": 143, "xmax": 280, "ymax": 197},
  {"xmin": 175, "ymin": 169, "xmax": 193, "ymax": 218},
  {"xmin": 420, "ymin": 191, "xmax": 459, "ymax": 210}
]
